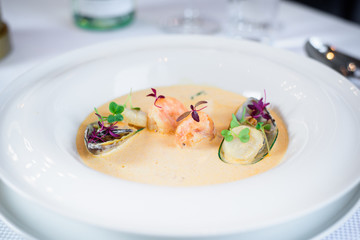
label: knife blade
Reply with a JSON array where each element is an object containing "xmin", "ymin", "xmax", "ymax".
[{"xmin": 305, "ymin": 37, "xmax": 360, "ymax": 78}]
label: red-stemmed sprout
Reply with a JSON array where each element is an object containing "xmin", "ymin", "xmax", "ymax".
[
  {"xmin": 248, "ymin": 90, "xmax": 271, "ymax": 120},
  {"xmin": 146, "ymin": 88, "xmax": 165, "ymax": 108},
  {"xmin": 176, "ymin": 101, "xmax": 207, "ymax": 123},
  {"xmin": 88, "ymin": 113, "xmax": 121, "ymax": 143}
]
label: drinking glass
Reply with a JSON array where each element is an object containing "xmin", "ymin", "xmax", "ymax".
[
  {"xmin": 227, "ymin": 0, "xmax": 280, "ymax": 42},
  {"xmin": 162, "ymin": 0, "xmax": 220, "ymax": 34}
]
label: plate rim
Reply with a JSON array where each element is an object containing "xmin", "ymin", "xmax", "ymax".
[{"xmin": 0, "ymin": 35, "xmax": 359, "ymax": 236}]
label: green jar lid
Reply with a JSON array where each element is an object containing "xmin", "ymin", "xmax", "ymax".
[{"xmin": 0, "ymin": 22, "xmax": 11, "ymax": 60}]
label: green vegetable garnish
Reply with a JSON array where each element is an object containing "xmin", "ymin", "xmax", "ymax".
[
  {"xmin": 238, "ymin": 128, "xmax": 250, "ymax": 143},
  {"xmin": 239, "ymin": 107, "xmax": 247, "ymax": 124},
  {"xmin": 124, "ymin": 89, "xmax": 141, "ymax": 110},
  {"xmin": 221, "ymin": 129, "xmax": 234, "ymax": 142},
  {"xmin": 190, "ymin": 90, "xmax": 206, "ymax": 100},
  {"xmin": 221, "ymin": 127, "xmax": 250, "ymax": 143},
  {"xmin": 230, "ymin": 114, "xmax": 240, "ymax": 129},
  {"xmin": 94, "ymin": 89, "xmax": 141, "ymax": 124},
  {"xmin": 255, "ymin": 122, "xmax": 271, "ymax": 153}
]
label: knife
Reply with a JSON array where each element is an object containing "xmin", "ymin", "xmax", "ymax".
[{"xmin": 305, "ymin": 37, "xmax": 360, "ymax": 78}]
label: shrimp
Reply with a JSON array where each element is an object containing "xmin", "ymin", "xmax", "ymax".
[
  {"xmin": 147, "ymin": 97, "xmax": 187, "ymax": 134},
  {"xmin": 175, "ymin": 111, "xmax": 215, "ymax": 147}
]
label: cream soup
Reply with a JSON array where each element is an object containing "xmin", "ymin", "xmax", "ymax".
[{"xmin": 76, "ymin": 85, "xmax": 288, "ymax": 186}]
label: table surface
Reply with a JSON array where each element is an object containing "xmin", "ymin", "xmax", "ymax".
[{"xmin": 0, "ymin": 0, "xmax": 360, "ymax": 239}]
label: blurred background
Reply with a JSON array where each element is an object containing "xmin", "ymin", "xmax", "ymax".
[
  {"xmin": 0, "ymin": 0, "xmax": 359, "ymax": 90},
  {"xmin": 293, "ymin": 0, "xmax": 360, "ymax": 23}
]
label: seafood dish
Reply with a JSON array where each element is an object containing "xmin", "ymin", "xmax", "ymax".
[{"xmin": 76, "ymin": 85, "xmax": 288, "ymax": 186}]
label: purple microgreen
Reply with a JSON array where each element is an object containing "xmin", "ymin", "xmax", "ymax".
[
  {"xmin": 147, "ymin": 88, "xmax": 165, "ymax": 108},
  {"xmin": 88, "ymin": 112, "xmax": 122, "ymax": 143},
  {"xmin": 176, "ymin": 111, "xmax": 191, "ymax": 122},
  {"xmin": 248, "ymin": 90, "xmax": 271, "ymax": 120},
  {"xmin": 94, "ymin": 108, "xmax": 103, "ymax": 121},
  {"xmin": 194, "ymin": 100, "xmax": 207, "ymax": 108},
  {"xmin": 177, "ymin": 100, "xmax": 207, "ymax": 123},
  {"xmin": 146, "ymin": 88, "xmax": 157, "ymax": 97},
  {"xmin": 191, "ymin": 110, "xmax": 200, "ymax": 122}
]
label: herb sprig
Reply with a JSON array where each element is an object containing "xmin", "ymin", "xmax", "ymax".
[
  {"xmin": 221, "ymin": 114, "xmax": 250, "ymax": 143},
  {"xmin": 88, "ymin": 114, "xmax": 121, "ymax": 143},
  {"xmin": 255, "ymin": 122, "xmax": 271, "ymax": 153},
  {"xmin": 146, "ymin": 88, "xmax": 165, "ymax": 108},
  {"xmin": 94, "ymin": 90, "xmax": 140, "ymax": 124},
  {"xmin": 89, "ymin": 89, "xmax": 141, "ymax": 144},
  {"xmin": 248, "ymin": 90, "xmax": 270, "ymax": 120},
  {"xmin": 94, "ymin": 102, "xmax": 124, "ymax": 124},
  {"xmin": 124, "ymin": 89, "xmax": 141, "ymax": 111},
  {"xmin": 176, "ymin": 101, "xmax": 207, "ymax": 122}
]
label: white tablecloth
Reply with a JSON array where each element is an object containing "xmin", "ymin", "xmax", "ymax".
[{"xmin": 0, "ymin": 0, "xmax": 360, "ymax": 239}]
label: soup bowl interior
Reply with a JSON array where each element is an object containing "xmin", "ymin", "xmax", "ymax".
[{"xmin": 0, "ymin": 36, "xmax": 359, "ymax": 236}]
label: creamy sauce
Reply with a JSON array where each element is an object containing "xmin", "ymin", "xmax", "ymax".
[{"xmin": 76, "ymin": 85, "xmax": 288, "ymax": 186}]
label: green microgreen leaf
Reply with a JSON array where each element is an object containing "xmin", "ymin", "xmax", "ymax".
[
  {"xmin": 255, "ymin": 121, "xmax": 271, "ymax": 155},
  {"xmin": 240, "ymin": 107, "xmax": 247, "ymax": 124},
  {"xmin": 221, "ymin": 129, "xmax": 234, "ymax": 142},
  {"xmin": 255, "ymin": 122, "xmax": 263, "ymax": 130},
  {"xmin": 116, "ymin": 105, "xmax": 124, "ymax": 114},
  {"xmin": 238, "ymin": 127, "xmax": 250, "ymax": 143},
  {"xmin": 230, "ymin": 114, "xmax": 240, "ymax": 129},
  {"xmin": 111, "ymin": 102, "xmax": 124, "ymax": 114},
  {"xmin": 108, "ymin": 102, "xmax": 124, "ymax": 122},
  {"xmin": 263, "ymin": 124, "xmax": 271, "ymax": 131},
  {"xmin": 114, "ymin": 114, "xmax": 124, "ymax": 121},
  {"xmin": 109, "ymin": 102, "xmax": 118, "ymax": 114},
  {"xmin": 131, "ymin": 107, "xmax": 141, "ymax": 111},
  {"xmin": 107, "ymin": 115, "xmax": 116, "ymax": 123}
]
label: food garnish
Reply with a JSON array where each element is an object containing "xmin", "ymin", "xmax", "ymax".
[
  {"xmin": 221, "ymin": 114, "xmax": 250, "ymax": 143},
  {"xmin": 93, "ymin": 90, "xmax": 145, "ymax": 127},
  {"xmin": 248, "ymin": 90, "xmax": 271, "ymax": 120},
  {"xmin": 88, "ymin": 114, "xmax": 121, "ymax": 143},
  {"xmin": 219, "ymin": 92, "xmax": 278, "ymax": 165},
  {"xmin": 146, "ymin": 88, "xmax": 165, "ymax": 108},
  {"xmin": 190, "ymin": 90, "xmax": 206, "ymax": 100},
  {"xmin": 124, "ymin": 89, "xmax": 141, "ymax": 111},
  {"xmin": 255, "ymin": 122, "xmax": 271, "ymax": 153},
  {"xmin": 85, "ymin": 122, "xmax": 139, "ymax": 155},
  {"xmin": 175, "ymin": 109, "xmax": 215, "ymax": 147},
  {"xmin": 176, "ymin": 101, "xmax": 208, "ymax": 122},
  {"xmin": 84, "ymin": 89, "xmax": 147, "ymax": 155},
  {"xmin": 94, "ymin": 102, "xmax": 124, "ymax": 124},
  {"xmin": 147, "ymin": 96, "xmax": 187, "ymax": 134}
]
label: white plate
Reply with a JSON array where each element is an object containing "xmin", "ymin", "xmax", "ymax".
[
  {"xmin": 0, "ymin": 36, "xmax": 359, "ymax": 237},
  {"xmin": 1, "ymin": 180, "xmax": 359, "ymax": 240}
]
